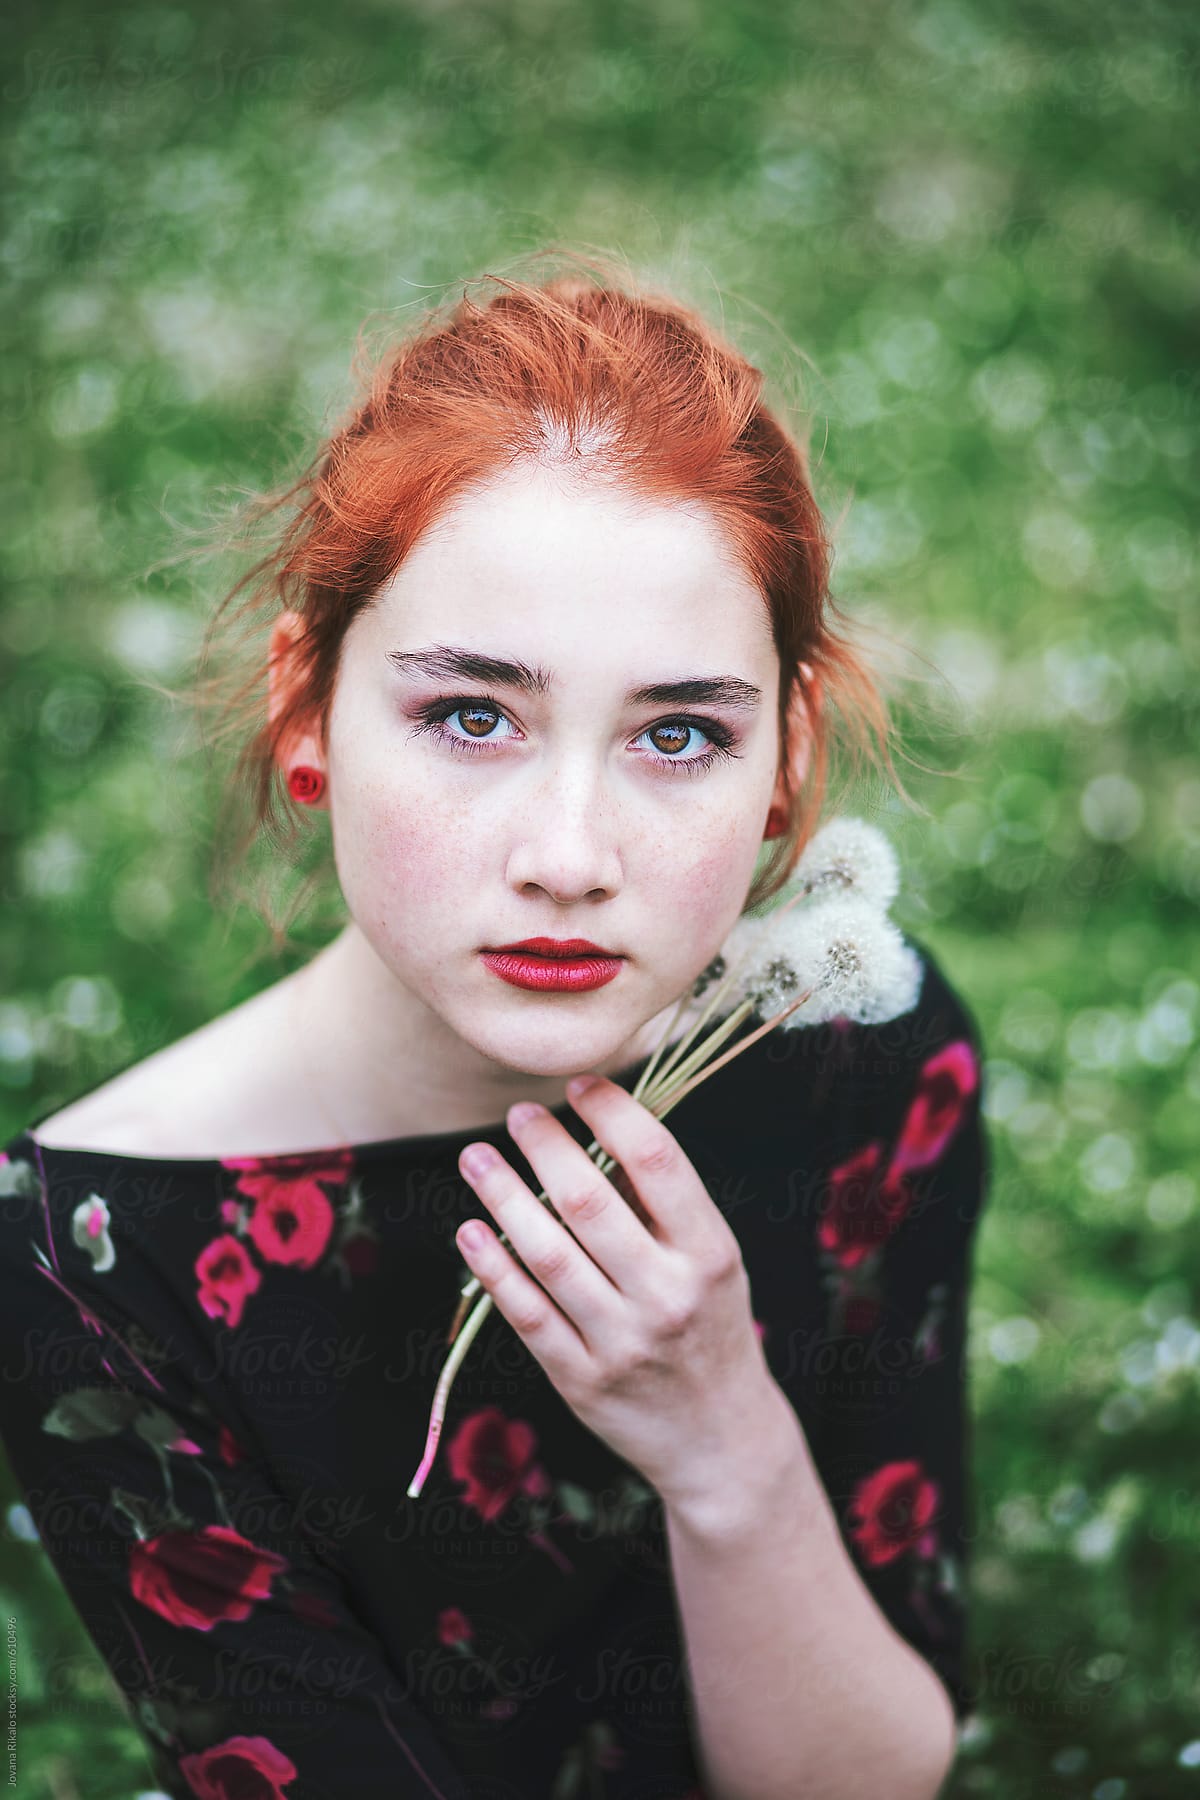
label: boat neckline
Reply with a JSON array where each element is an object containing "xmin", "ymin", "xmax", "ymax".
[{"xmin": 7, "ymin": 1029, "xmax": 737, "ymax": 1170}]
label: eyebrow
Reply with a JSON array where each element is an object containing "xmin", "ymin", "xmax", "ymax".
[{"xmin": 385, "ymin": 645, "xmax": 763, "ymax": 711}]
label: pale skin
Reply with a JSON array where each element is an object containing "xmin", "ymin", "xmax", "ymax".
[
  {"xmin": 269, "ymin": 459, "xmax": 808, "ymax": 1144},
  {"xmin": 34, "ymin": 459, "xmax": 803, "ymax": 1153},
  {"xmin": 34, "ymin": 457, "xmax": 955, "ymax": 1794},
  {"xmin": 456, "ymin": 1071, "xmax": 774, "ymax": 1523},
  {"xmin": 458, "ymin": 1074, "xmax": 959, "ymax": 1800}
]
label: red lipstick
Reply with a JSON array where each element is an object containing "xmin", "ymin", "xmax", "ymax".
[{"xmin": 480, "ymin": 937, "xmax": 625, "ymax": 994}]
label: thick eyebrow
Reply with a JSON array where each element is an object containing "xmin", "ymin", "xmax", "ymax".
[{"xmin": 386, "ymin": 645, "xmax": 762, "ymax": 711}]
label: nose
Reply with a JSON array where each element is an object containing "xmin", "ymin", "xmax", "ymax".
[{"xmin": 504, "ymin": 763, "xmax": 623, "ymax": 904}]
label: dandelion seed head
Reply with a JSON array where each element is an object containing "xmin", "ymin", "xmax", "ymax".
[
  {"xmin": 691, "ymin": 952, "xmax": 727, "ymax": 1000},
  {"xmin": 743, "ymin": 893, "xmax": 923, "ymax": 1029},
  {"xmin": 786, "ymin": 817, "xmax": 901, "ymax": 913}
]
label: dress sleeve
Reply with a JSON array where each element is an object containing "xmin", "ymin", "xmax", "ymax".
[
  {"xmin": 806, "ymin": 946, "xmax": 991, "ymax": 1727},
  {"xmin": 0, "ymin": 1141, "xmax": 472, "ymax": 1800}
]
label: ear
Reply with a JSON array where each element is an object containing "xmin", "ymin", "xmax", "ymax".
[
  {"xmin": 268, "ymin": 610, "xmax": 327, "ymax": 795},
  {"xmin": 769, "ymin": 662, "xmax": 822, "ymax": 811}
]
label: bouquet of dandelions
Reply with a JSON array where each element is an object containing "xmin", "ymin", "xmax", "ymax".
[{"xmin": 406, "ymin": 814, "xmax": 923, "ymax": 1500}]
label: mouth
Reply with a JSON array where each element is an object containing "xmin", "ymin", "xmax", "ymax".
[
  {"xmin": 480, "ymin": 940, "xmax": 626, "ymax": 994},
  {"xmin": 486, "ymin": 938, "xmax": 623, "ymax": 959}
]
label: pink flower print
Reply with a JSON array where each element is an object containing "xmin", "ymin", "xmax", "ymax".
[
  {"xmin": 446, "ymin": 1406, "xmax": 549, "ymax": 1523},
  {"xmin": 179, "ymin": 1734, "xmax": 297, "ymax": 1799},
  {"xmin": 890, "ymin": 1040, "xmax": 979, "ymax": 1178},
  {"xmin": 522, "ymin": 1461, "xmax": 551, "ymax": 1500},
  {"xmin": 817, "ymin": 1143, "xmax": 913, "ymax": 1270},
  {"xmin": 437, "ymin": 1605, "xmax": 473, "ymax": 1647},
  {"xmin": 71, "ymin": 1194, "xmax": 115, "ymax": 1272},
  {"xmin": 847, "ymin": 1458, "xmax": 940, "ymax": 1569},
  {"xmin": 219, "ymin": 1198, "xmax": 242, "ymax": 1228},
  {"xmin": 195, "ymin": 1234, "xmax": 262, "ymax": 1329},
  {"xmin": 221, "ymin": 1151, "xmax": 352, "ymax": 1270},
  {"xmin": 218, "ymin": 1423, "xmax": 245, "ymax": 1467}
]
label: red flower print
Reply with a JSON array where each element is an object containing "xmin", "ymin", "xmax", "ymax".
[
  {"xmin": 847, "ymin": 1459, "xmax": 940, "ymax": 1568},
  {"xmin": 130, "ymin": 1523, "xmax": 289, "ymax": 1630},
  {"xmin": 223, "ymin": 1150, "xmax": 355, "ymax": 1183},
  {"xmin": 817, "ymin": 1143, "xmax": 913, "ymax": 1270},
  {"xmin": 291, "ymin": 1589, "xmax": 340, "ymax": 1629},
  {"xmin": 223, "ymin": 1150, "xmax": 353, "ymax": 1270},
  {"xmin": 446, "ymin": 1406, "xmax": 549, "ymax": 1523},
  {"xmin": 437, "ymin": 1605, "xmax": 472, "ymax": 1646},
  {"xmin": 247, "ymin": 1183, "xmax": 333, "ymax": 1268},
  {"xmin": 179, "ymin": 1733, "xmax": 297, "ymax": 1799},
  {"xmin": 595, "ymin": 1734, "xmax": 625, "ymax": 1771},
  {"xmin": 842, "ymin": 1293, "xmax": 883, "ymax": 1334},
  {"xmin": 890, "ymin": 1040, "xmax": 979, "ymax": 1178},
  {"xmin": 195, "ymin": 1235, "xmax": 261, "ymax": 1329},
  {"xmin": 339, "ymin": 1231, "xmax": 379, "ymax": 1277}
]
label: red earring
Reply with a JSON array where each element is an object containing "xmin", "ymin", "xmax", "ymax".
[
  {"xmin": 287, "ymin": 765, "xmax": 326, "ymax": 804},
  {"xmin": 763, "ymin": 804, "xmax": 788, "ymax": 840}
]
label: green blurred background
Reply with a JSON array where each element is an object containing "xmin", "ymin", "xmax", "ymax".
[{"xmin": 2, "ymin": 2, "xmax": 1197, "ymax": 1796}]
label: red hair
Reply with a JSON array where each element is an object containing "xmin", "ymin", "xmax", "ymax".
[{"xmin": 184, "ymin": 246, "xmax": 936, "ymax": 954}]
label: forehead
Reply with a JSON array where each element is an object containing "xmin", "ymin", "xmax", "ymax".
[{"xmin": 370, "ymin": 462, "xmax": 772, "ymax": 656}]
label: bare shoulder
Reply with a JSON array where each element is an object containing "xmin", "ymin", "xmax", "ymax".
[{"xmin": 31, "ymin": 979, "xmax": 297, "ymax": 1158}]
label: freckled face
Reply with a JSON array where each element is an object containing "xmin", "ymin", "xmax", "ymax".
[{"xmin": 322, "ymin": 462, "xmax": 785, "ymax": 1078}]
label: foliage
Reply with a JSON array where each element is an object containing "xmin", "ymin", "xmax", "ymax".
[{"xmin": 1, "ymin": 0, "xmax": 1197, "ymax": 1794}]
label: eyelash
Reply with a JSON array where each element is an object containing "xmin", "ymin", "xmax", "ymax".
[{"xmin": 408, "ymin": 693, "xmax": 742, "ymax": 778}]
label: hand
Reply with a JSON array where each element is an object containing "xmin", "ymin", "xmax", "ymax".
[{"xmin": 454, "ymin": 1071, "xmax": 787, "ymax": 1521}]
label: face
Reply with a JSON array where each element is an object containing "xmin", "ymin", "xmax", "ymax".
[{"xmin": 276, "ymin": 461, "xmax": 805, "ymax": 1082}]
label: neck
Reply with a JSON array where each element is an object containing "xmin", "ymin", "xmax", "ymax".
[{"xmin": 287, "ymin": 922, "xmax": 685, "ymax": 1143}]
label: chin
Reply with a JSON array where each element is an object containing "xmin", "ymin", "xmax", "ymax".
[{"xmin": 465, "ymin": 1005, "xmax": 640, "ymax": 1081}]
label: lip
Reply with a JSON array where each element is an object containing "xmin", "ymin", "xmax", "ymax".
[
  {"xmin": 480, "ymin": 940, "xmax": 625, "ymax": 994},
  {"xmin": 488, "ymin": 937, "xmax": 621, "ymax": 958}
]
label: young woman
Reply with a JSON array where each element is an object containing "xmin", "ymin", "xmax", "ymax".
[{"xmin": 0, "ymin": 256, "xmax": 988, "ymax": 1800}]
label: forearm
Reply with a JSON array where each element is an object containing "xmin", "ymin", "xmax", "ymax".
[{"xmin": 662, "ymin": 1379, "xmax": 958, "ymax": 1800}]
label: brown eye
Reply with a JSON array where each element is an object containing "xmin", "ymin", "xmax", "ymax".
[
  {"xmin": 458, "ymin": 705, "xmax": 500, "ymax": 739},
  {"xmin": 648, "ymin": 723, "xmax": 692, "ymax": 756}
]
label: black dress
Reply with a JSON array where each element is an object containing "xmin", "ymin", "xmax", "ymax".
[{"xmin": 0, "ymin": 936, "xmax": 989, "ymax": 1800}]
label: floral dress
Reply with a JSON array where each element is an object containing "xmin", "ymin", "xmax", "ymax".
[{"xmin": 0, "ymin": 935, "xmax": 989, "ymax": 1800}]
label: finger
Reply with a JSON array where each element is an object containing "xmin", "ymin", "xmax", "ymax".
[
  {"xmin": 564, "ymin": 1075, "xmax": 727, "ymax": 1261},
  {"xmin": 455, "ymin": 1217, "xmax": 591, "ymax": 1388},
  {"xmin": 505, "ymin": 1100, "xmax": 667, "ymax": 1304},
  {"xmin": 458, "ymin": 1142, "xmax": 625, "ymax": 1347}
]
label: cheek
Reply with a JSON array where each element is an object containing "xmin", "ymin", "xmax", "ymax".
[
  {"xmin": 334, "ymin": 783, "xmax": 481, "ymax": 916},
  {"xmin": 655, "ymin": 816, "xmax": 759, "ymax": 939},
  {"xmin": 698, "ymin": 846, "xmax": 751, "ymax": 927}
]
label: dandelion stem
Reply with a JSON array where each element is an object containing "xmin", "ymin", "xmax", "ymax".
[
  {"xmin": 407, "ymin": 1280, "xmax": 499, "ymax": 1498},
  {"xmin": 412, "ymin": 877, "xmax": 845, "ymax": 1496},
  {"xmin": 445, "ymin": 982, "xmax": 743, "ymax": 1336},
  {"xmin": 410, "ymin": 986, "xmax": 817, "ymax": 1496},
  {"xmin": 652, "ymin": 985, "xmax": 819, "ymax": 1112}
]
